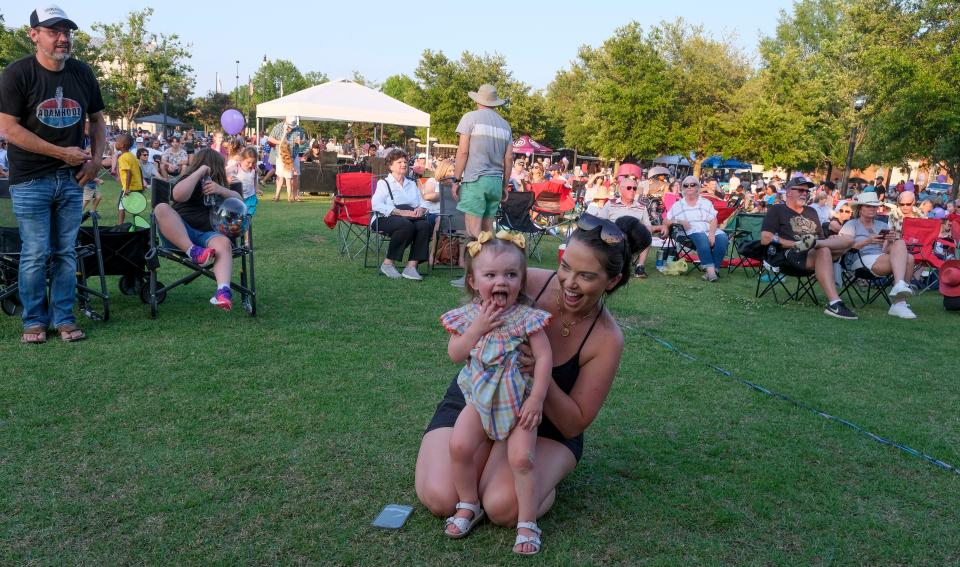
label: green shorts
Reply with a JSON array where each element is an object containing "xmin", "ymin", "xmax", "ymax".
[{"xmin": 457, "ymin": 176, "xmax": 503, "ymax": 218}]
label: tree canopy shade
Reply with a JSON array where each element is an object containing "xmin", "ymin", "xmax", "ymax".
[{"xmin": 256, "ymin": 79, "xmax": 429, "ymax": 128}]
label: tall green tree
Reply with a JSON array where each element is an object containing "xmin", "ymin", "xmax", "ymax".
[
  {"xmin": 549, "ymin": 23, "xmax": 679, "ymax": 162},
  {"xmin": 728, "ymin": 0, "xmax": 861, "ymax": 173},
  {"xmin": 650, "ymin": 19, "xmax": 750, "ymax": 176},
  {"xmin": 851, "ymin": 0, "xmax": 960, "ymax": 197},
  {"xmin": 91, "ymin": 8, "xmax": 193, "ymax": 125},
  {"xmin": 190, "ymin": 92, "xmax": 234, "ymax": 131}
]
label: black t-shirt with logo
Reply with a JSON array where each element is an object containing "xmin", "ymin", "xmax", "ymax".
[
  {"xmin": 0, "ymin": 56, "xmax": 104, "ymax": 184},
  {"xmin": 761, "ymin": 203, "xmax": 825, "ymax": 241}
]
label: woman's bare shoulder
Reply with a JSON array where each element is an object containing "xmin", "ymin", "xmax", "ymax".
[{"xmin": 525, "ymin": 268, "xmax": 555, "ymax": 296}]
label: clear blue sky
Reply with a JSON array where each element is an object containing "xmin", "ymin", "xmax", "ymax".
[{"xmin": 13, "ymin": 1, "xmax": 796, "ymax": 96}]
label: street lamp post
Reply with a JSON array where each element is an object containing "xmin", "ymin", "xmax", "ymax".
[
  {"xmin": 161, "ymin": 83, "xmax": 169, "ymax": 141},
  {"xmin": 235, "ymin": 60, "xmax": 240, "ymax": 103},
  {"xmin": 840, "ymin": 94, "xmax": 868, "ymax": 197}
]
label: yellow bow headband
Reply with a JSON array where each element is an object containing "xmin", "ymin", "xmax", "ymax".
[{"xmin": 466, "ymin": 230, "xmax": 526, "ymax": 257}]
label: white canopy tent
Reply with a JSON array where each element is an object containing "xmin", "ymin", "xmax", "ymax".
[{"xmin": 256, "ymin": 79, "xmax": 431, "ymax": 160}]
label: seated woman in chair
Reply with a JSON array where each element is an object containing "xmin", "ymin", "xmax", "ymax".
[
  {"xmin": 153, "ymin": 148, "xmax": 242, "ymax": 310},
  {"xmin": 371, "ymin": 148, "xmax": 431, "ymax": 281},
  {"xmin": 840, "ymin": 192, "xmax": 917, "ymax": 319},
  {"xmin": 664, "ymin": 176, "xmax": 729, "ymax": 282}
]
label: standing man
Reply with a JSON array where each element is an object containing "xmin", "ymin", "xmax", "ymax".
[
  {"xmin": 451, "ymin": 84, "xmax": 513, "ymax": 287},
  {"xmin": 0, "ymin": 5, "xmax": 105, "ymax": 343},
  {"xmin": 451, "ymin": 84, "xmax": 513, "ymax": 236}
]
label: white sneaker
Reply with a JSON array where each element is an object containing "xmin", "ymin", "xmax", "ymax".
[
  {"xmin": 888, "ymin": 301, "xmax": 917, "ymax": 319},
  {"xmin": 401, "ymin": 266, "xmax": 423, "ymax": 281},
  {"xmin": 888, "ymin": 280, "xmax": 914, "ymax": 300},
  {"xmin": 380, "ymin": 263, "xmax": 401, "ymax": 279}
]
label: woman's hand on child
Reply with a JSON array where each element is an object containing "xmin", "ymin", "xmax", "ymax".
[
  {"xmin": 518, "ymin": 397, "xmax": 543, "ymax": 430},
  {"xmin": 517, "ymin": 342, "xmax": 534, "ymax": 374}
]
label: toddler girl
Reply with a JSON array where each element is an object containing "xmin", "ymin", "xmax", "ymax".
[{"xmin": 439, "ymin": 230, "xmax": 553, "ymax": 556}]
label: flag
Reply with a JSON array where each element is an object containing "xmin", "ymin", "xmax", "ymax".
[
  {"xmin": 216, "ymin": 73, "xmax": 222, "ymax": 94},
  {"xmin": 248, "ymin": 78, "xmax": 254, "ymax": 97}
]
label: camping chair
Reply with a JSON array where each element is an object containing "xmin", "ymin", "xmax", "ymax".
[
  {"xmin": 901, "ymin": 217, "xmax": 952, "ymax": 293},
  {"xmin": 327, "ymin": 172, "xmax": 374, "ymax": 258},
  {"xmin": 724, "ymin": 213, "xmax": 766, "ymax": 275},
  {"xmin": 755, "ymin": 248, "xmax": 819, "ymax": 305},
  {"xmin": 529, "ymin": 181, "xmax": 576, "ymax": 235},
  {"xmin": 837, "ymin": 249, "xmax": 892, "ymax": 308},
  {"xmin": 496, "ymin": 191, "xmax": 547, "ymax": 261},
  {"xmin": 659, "ymin": 223, "xmax": 701, "ymax": 274},
  {"xmin": 144, "ymin": 178, "xmax": 256, "ymax": 318},
  {"xmin": 0, "ymin": 177, "xmax": 109, "ymax": 320},
  {"xmin": 431, "ymin": 181, "xmax": 468, "ymax": 272}
]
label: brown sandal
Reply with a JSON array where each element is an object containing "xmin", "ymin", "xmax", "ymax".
[
  {"xmin": 56, "ymin": 324, "xmax": 87, "ymax": 342},
  {"xmin": 21, "ymin": 325, "xmax": 47, "ymax": 344}
]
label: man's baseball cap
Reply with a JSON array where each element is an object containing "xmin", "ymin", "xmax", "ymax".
[
  {"xmin": 30, "ymin": 5, "xmax": 78, "ymax": 30},
  {"xmin": 135, "ymin": 137, "xmax": 144, "ymax": 143},
  {"xmin": 784, "ymin": 176, "xmax": 815, "ymax": 190}
]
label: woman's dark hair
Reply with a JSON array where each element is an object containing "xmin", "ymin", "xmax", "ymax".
[
  {"xmin": 569, "ymin": 216, "xmax": 651, "ymax": 293},
  {"xmin": 385, "ymin": 148, "xmax": 407, "ymax": 165}
]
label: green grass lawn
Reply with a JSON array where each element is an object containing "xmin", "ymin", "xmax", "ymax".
[{"xmin": 1, "ymin": 177, "xmax": 958, "ymax": 565}]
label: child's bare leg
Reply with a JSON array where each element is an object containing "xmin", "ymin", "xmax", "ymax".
[
  {"xmin": 154, "ymin": 204, "xmax": 193, "ymax": 252},
  {"xmin": 507, "ymin": 426, "xmax": 539, "ymax": 554},
  {"xmin": 208, "ymin": 235, "xmax": 233, "ymax": 286},
  {"xmin": 446, "ymin": 404, "xmax": 490, "ymax": 535}
]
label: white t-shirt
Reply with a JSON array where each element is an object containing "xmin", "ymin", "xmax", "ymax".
[{"xmin": 666, "ymin": 197, "xmax": 717, "ymax": 235}]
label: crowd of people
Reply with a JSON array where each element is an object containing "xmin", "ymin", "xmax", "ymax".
[{"xmin": 3, "ymin": 6, "xmax": 960, "ymax": 560}]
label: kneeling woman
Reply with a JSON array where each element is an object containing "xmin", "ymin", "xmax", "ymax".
[
  {"xmin": 416, "ymin": 214, "xmax": 650, "ymax": 545},
  {"xmin": 153, "ymin": 148, "xmax": 242, "ymax": 310}
]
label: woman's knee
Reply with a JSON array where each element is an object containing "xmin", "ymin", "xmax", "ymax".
[
  {"xmin": 482, "ymin": 485, "xmax": 518, "ymax": 526},
  {"xmin": 416, "ymin": 478, "xmax": 456, "ymax": 517}
]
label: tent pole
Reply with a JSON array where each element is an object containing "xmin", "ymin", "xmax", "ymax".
[{"xmin": 425, "ymin": 127, "xmax": 430, "ymax": 166}]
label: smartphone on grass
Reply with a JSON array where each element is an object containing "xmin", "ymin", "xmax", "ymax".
[{"xmin": 372, "ymin": 504, "xmax": 413, "ymax": 529}]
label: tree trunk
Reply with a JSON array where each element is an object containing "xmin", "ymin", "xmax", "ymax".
[
  {"xmin": 950, "ymin": 161, "xmax": 960, "ymax": 201},
  {"xmin": 692, "ymin": 158, "xmax": 703, "ymax": 179}
]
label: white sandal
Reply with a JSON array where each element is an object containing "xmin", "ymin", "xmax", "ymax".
[
  {"xmin": 513, "ymin": 521, "xmax": 542, "ymax": 556},
  {"xmin": 444, "ymin": 501, "xmax": 484, "ymax": 539}
]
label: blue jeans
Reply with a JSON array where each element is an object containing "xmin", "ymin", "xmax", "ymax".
[
  {"xmin": 687, "ymin": 231, "xmax": 729, "ymax": 270},
  {"xmin": 10, "ymin": 169, "xmax": 84, "ymax": 330}
]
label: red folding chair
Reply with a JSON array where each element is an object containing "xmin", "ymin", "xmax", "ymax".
[
  {"xmin": 530, "ymin": 181, "xmax": 575, "ymax": 234},
  {"xmin": 901, "ymin": 217, "xmax": 955, "ymax": 293},
  {"xmin": 327, "ymin": 172, "xmax": 374, "ymax": 258}
]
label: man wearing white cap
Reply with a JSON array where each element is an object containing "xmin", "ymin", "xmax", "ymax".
[{"xmin": 0, "ymin": 4, "xmax": 106, "ymax": 343}]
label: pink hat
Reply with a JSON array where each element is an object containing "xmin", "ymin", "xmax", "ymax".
[{"xmin": 939, "ymin": 259, "xmax": 960, "ymax": 297}]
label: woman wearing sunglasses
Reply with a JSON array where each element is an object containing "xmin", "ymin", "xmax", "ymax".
[
  {"xmin": 416, "ymin": 214, "xmax": 650, "ymax": 541},
  {"xmin": 664, "ymin": 176, "xmax": 729, "ymax": 282}
]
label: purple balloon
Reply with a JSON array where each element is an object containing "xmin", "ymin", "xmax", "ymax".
[{"xmin": 220, "ymin": 109, "xmax": 245, "ymax": 135}]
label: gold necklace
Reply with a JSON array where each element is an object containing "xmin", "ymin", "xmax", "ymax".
[{"xmin": 556, "ymin": 292, "xmax": 598, "ymax": 337}]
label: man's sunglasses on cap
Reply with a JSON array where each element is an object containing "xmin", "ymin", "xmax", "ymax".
[{"xmin": 576, "ymin": 213, "xmax": 624, "ymax": 245}]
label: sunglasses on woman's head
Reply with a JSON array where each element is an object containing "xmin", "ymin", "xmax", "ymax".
[{"xmin": 576, "ymin": 213, "xmax": 624, "ymax": 244}]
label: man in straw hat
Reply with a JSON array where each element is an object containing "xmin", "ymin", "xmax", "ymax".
[
  {"xmin": 840, "ymin": 191, "xmax": 917, "ymax": 319},
  {"xmin": 760, "ymin": 176, "xmax": 857, "ymax": 319},
  {"xmin": 450, "ymin": 84, "xmax": 513, "ymax": 287}
]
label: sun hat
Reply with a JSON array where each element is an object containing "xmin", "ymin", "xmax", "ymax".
[
  {"xmin": 939, "ymin": 259, "xmax": 960, "ymax": 297},
  {"xmin": 284, "ymin": 115, "xmax": 299, "ymax": 124},
  {"xmin": 468, "ymin": 84, "xmax": 506, "ymax": 107},
  {"xmin": 850, "ymin": 192, "xmax": 882, "ymax": 207},
  {"xmin": 647, "ymin": 166, "xmax": 670, "ymax": 178},
  {"xmin": 30, "ymin": 4, "xmax": 78, "ymax": 29},
  {"xmin": 592, "ymin": 185, "xmax": 612, "ymax": 201}
]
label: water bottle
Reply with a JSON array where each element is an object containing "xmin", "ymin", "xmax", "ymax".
[
  {"xmin": 202, "ymin": 175, "xmax": 216, "ymax": 207},
  {"xmin": 655, "ymin": 248, "xmax": 665, "ymax": 271}
]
